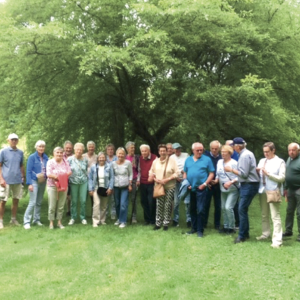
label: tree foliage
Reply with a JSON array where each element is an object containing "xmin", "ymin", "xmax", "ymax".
[{"xmin": 0, "ymin": 0, "xmax": 300, "ymax": 156}]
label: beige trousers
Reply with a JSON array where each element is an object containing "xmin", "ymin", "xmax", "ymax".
[
  {"xmin": 92, "ymin": 191, "xmax": 108, "ymax": 225},
  {"xmin": 259, "ymin": 193, "xmax": 282, "ymax": 246},
  {"xmin": 47, "ymin": 186, "xmax": 67, "ymax": 221}
]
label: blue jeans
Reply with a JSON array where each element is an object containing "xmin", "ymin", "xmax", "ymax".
[
  {"xmin": 204, "ymin": 185, "xmax": 221, "ymax": 228},
  {"xmin": 221, "ymin": 189, "xmax": 239, "ymax": 229},
  {"xmin": 114, "ymin": 187, "xmax": 129, "ymax": 223},
  {"xmin": 238, "ymin": 182, "xmax": 259, "ymax": 239},
  {"xmin": 173, "ymin": 181, "xmax": 191, "ymax": 223},
  {"xmin": 190, "ymin": 189, "xmax": 207, "ymax": 233},
  {"xmin": 24, "ymin": 180, "xmax": 46, "ymax": 224}
]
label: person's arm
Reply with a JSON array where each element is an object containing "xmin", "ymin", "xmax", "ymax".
[
  {"xmin": 199, "ymin": 172, "xmax": 214, "ymax": 190},
  {"xmin": 26, "ymin": 155, "xmax": 34, "ymax": 191},
  {"xmin": 88, "ymin": 165, "xmax": 95, "ymax": 192},
  {"xmin": 0, "ymin": 163, "xmax": 5, "ymax": 187},
  {"xmin": 148, "ymin": 159, "xmax": 156, "ymax": 183},
  {"xmin": 265, "ymin": 161, "xmax": 286, "ymax": 183},
  {"xmin": 128, "ymin": 162, "xmax": 133, "ymax": 191},
  {"xmin": 162, "ymin": 159, "xmax": 179, "ymax": 184}
]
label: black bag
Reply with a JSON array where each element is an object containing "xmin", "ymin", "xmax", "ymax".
[{"xmin": 97, "ymin": 187, "xmax": 108, "ymax": 197}]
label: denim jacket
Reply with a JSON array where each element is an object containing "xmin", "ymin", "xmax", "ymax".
[
  {"xmin": 26, "ymin": 151, "xmax": 49, "ymax": 185},
  {"xmin": 88, "ymin": 163, "xmax": 114, "ymax": 191}
]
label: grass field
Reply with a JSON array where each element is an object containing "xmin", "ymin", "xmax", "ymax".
[{"xmin": 1, "ymin": 192, "xmax": 300, "ymax": 300}]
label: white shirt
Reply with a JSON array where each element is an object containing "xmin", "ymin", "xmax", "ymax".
[
  {"xmin": 170, "ymin": 153, "xmax": 189, "ymax": 178},
  {"xmin": 98, "ymin": 165, "xmax": 105, "ymax": 188}
]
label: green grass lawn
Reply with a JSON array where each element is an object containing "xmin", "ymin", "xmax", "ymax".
[{"xmin": 1, "ymin": 192, "xmax": 300, "ymax": 300}]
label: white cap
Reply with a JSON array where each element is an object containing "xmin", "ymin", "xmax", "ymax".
[{"xmin": 8, "ymin": 133, "xmax": 19, "ymax": 140}]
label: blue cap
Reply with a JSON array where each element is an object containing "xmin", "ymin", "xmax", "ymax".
[{"xmin": 172, "ymin": 143, "xmax": 182, "ymax": 149}]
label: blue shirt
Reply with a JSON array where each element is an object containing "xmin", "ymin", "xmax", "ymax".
[
  {"xmin": 184, "ymin": 155, "xmax": 215, "ymax": 191},
  {"xmin": 231, "ymin": 150, "xmax": 239, "ymax": 161},
  {"xmin": 26, "ymin": 151, "xmax": 49, "ymax": 185},
  {"xmin": 0, "ymin": 147, "xmax": 24, "ymax": 184}
]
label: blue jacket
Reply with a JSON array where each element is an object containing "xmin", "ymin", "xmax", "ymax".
[
  {"xmin": 178, "ymin": 179, "xmax": 191, "ymax": 204},
  {"xmin": 26, "ymin": 151, "xmax": 49, "ymax": 185},
  {"xmin": 88, "ymin": 163, "xmax": 114, "ymax": 191}
]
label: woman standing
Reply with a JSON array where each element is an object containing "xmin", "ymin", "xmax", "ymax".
[
  {"xmin": 24, "ymin": 140, "xmax": 49, "ymax": 229},
  {"xmin": 112, "ymin": 147, "xmax": 133, "ymax": 228},
  {"xmin": 256, "ymin": 142, "xmax": 285, "ymax": 248},
  {"xmin": 68, "ymin": 143, "xmax": 89, "ymax": 225},
  {"xmin": 149, "ymin": 144, "xmax": 179, "ymax": 231},
  {"xmin": 46, "ymin": 147, "xmax": 72, "ymax": 229},
  {"xmin": 214, "ymin": 145, "xmax": 239, "ymax": 234},
  {"xmin": 89, "ymin": 152, "xmax": 114, "ymax": 227}
]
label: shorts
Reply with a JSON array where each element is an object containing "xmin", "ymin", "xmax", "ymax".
[{"xmin": 0, "ymin": 184, "xmax": 22, "ymax": 201}]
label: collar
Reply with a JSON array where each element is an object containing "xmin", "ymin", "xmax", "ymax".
[
  {"xmin": 143, "ymin": 153, "xmax": 152, "ymax": 160},
  {"xmin": 210, "ymin": 151, "xmax": 220, "ymax": 158},
  {"xmin": 9, "ymin": 146, "xmax": 18, "ymax": 151}
]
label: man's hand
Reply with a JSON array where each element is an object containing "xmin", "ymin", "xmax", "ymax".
[
  {"xmin": 128, "ymin": 185, "xmax": 132, "ymax": 192},
  {"xmin": 136, "ymin": 181, "xmax": 140, "ymax": 187},
  {"xmin": 211, "ymin": 179, "xmax": 218, "ymax": 185},
  {"xmin": 0, "ymin": 179, "xmax": 6, "ymax": 188},
  {"xmin": 89, "ymin": 191, "xmax": 94, "ymax": 196},
  {"xmin": 198, "ymin": 184, "xmax": 206, "ymax": 190},
  {"xmin": 28, "ymin": 185, "xmax": 34, "ymax": 192}
]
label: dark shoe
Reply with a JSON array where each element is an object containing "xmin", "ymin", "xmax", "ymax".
[
  {"xmin": 234, "ymin": 237, "xmax": 246, "ymax": 244},
  {"xmin": 66, "ymin": 211, "xmax": 71, "ymax": 217},
  {"xmin": 197, "ymin": 232, "xmax": 203, "ymax": 238},
  {"xmin": 219, "ymin": 228, "xmax": 228, "ymax": 234},
  {"xmin": 163, "ymin": 226, "xmax": 168, "ymax": 231},
  {"xmin": 282, "ymin": 232, "xmax": 293, "ymax": 237},
  {"xmin": 186, "ymin": 230, "xmax": 196, "ymax": 235},
  {"xmin": 227, "ymin": 229, "xmax": 236, "ymax": 235},
  {"xmin": 153, "ymin": 225, "xmax": 161, "ymax": 231},
  {"xmin": 172, "ymin": 221, "xmax": 179, "ymax": 227},
  {"xmin": 143, "ymin": 222, "xmax": 150, "ymax": 226},
  {"xmin": 215, "ymin": 225, "xmax": 220, "ymax": 230},
  {"xmin": 186, "ymin": 221, "xmax": 191, "ymax": 228}
]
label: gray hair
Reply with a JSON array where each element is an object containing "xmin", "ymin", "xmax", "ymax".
[
  {"xmin": 53, "ymin": 146, "xmax": 63, "ymax": 153},
  {"xmin": 192, "ymin": 142, "xmax": 203, "ymax": 150},
  {"xmin": 210, "ymin": 140, "xmax": 222, "ymax": 149},
  {"xmin": 105, "ymin": 143, "xmax": 115, "ymax": 150},
  {"xmin": 35, "ymin": 140, "xmax": 46, "ymax": 149},
  {"xmin": 64, "ymin": 140, "xmax": 73, "ymax": 147},
  {"xmin": 87, "ymin": 141, "xmax": 96, "ymax": 148},
  {"xmin": 116, "ymin": 147, "xmax": 126, "ymax": 155},
  {"xmin": 97, "ymin": 151, "xmax": 106, "ymax": 159},
  {"xmin": 140, "ymin": 144, "xmax": 150, "ymax": 151},
  {"xmin": 288, "ymin": 143, "xmax": 300, "ymax": 150},
  {"xmin": 166, "ymin": 143, "xmax": 172, "ymax": 147},
  {"xmin": 74, "ymin": 143, "xmax": 85, "ymax": 150},
  {"xmin": 125, "ymin": 141, "xmax": 135, "ymax": 150}
]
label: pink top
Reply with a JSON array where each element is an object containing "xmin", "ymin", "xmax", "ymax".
[{"xmin": 46, "ymin": 158, "xmax": 71, "ymax": 187}]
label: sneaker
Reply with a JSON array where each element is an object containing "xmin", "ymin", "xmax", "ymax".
[
  {"xmin": 114, "ymin": 220, "xmax": 120, "ymax": 226},
  {"xmin": 49, "ymin": 224, "xmax": 54, "ymax": 229},
  {"xmin": 197, "ymin": 232, "xmax": 204, "ymax": 238},
  {"xmin": 101, "ymin": 222, "xmax": 107, "ymax": 225},
  {"xmin": 132, "ymin": 219, "xmax": 137, "ymax": 224},
  {"xmin": 163, "ymin": 226, "xmax": 168, "ymax": 231},
  {"xmin": 111, "ymin": 215, "xmax": 116, "ymax": 220},
  {"xmin": 93, "ymin": 224, "xmax": 98, "ymax": 228},
  {"xmin": 68, "ymin": 219, "xmax": 75, "ymax": 225},
  {"xmin": 153, "ymin": 225, "xmax": 161, "ymax": 230},
  {"xmin": 24, "ymin": 223, "xmax": 31, "ymax": 230},
  {"xmin": 186, "ymin": 230, "xmax": 196, "ymax": 235},
  {"xmin": 271, "ymin": 244, "xmax": 281, "ymax": 248},
  {"xmin": 34, "ymin": 221, "xmax": 43, "ymax": 226},
  {"xmin": 81, "ymin": 219, "xmax": 87, "ymax": 225},
  {"xmin": 256, "ymin": 235, "xmax": 269, "ymax": 241},
  {"xmin": 119, "ymin": 223, "xmax": 126, "ymax": 228},
  {"xmin": 66, "ymin": 211, "xmax": 71, "ymax": 217},
  {"xmin": 10, "ymin": 219, "xmax": 20, "ymax": 226},
  {"xmin": 0, "ymin": 222, "xmax": 4, "ymax": 229},
  {"xmin": 57, "ymin": 224, "xmax": 65, "ymax": 229}
]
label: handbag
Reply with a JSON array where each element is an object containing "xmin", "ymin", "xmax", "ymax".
[
  {"xmin": 153, "ymin": 157, "xmax": 169, "ymax": 198},
  {"xmin": 36, "ymin": 173, "xmax": 46, "ymax": 183},
  {"xmin": 96, "ymin": 164, "xmax": 108, "ymax": 197}
]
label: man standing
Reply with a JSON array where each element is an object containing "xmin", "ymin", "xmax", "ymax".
[
  {"xmin": 0, "ymin": 133, "xmax": 25, "ymax": 229},
  {"xmin": 166, "ymin": 143, "xmax": 174, "ymax": 156},
  {"xmin": 204, "ymin": 140, "xmax": 222, "ymax": 230},
  {"xmin": 63, "ymin": 140, "xmax": 73, "ymax": 216},
  {"xmin": 224, "ymin": 137, "xmax": 259, "ymax": 243},
  {"xmin": 283, "ymin": 143, "xmax": 300, "ymax": 241},
  {"xmin": 225, "ymin": 140, "xmax": 239, "ymax": 161},
  {"xmin": 170, "ymin": 143, "xmax": 190, "ymax": 227},
  {"xmin": 138, "ymin": 144, "xmax": 157, "ymax": 225},
  {"xmin": 183, "ymin": 142, "xmax": 214, "ymax": 237}
]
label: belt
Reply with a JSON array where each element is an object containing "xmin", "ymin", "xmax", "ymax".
[{"xmin": 241, "ymin": 182, "xmax": 259, "ymax": 185}]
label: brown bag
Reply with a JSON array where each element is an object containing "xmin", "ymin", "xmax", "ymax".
[
  {"xmin": 153, "ymin": 157, "xmax": 169, "ymax": 198},
  {"xmin": 266, "ymin": 189, "xmax": 282, "ymax": 203}
]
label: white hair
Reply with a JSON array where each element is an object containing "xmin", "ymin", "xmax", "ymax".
[
  {"xmin": 125, "ymin": 141, "xmax": 135, "ymax": 149},
  {"xmin": 191, "ymin": 142, "xmax": 203, "ymax": 150},
  {"xmin": 288, "ymin": 143, "xmax": 300, "ymax": 150},
  {"xmin": 210, "ymin": 140, "xmax": 221, "ymax": 148},
  {"xmin": 87, "ymin": 141, "xmax": 95, "ymax": 148},
  {"xmin": 35, "ymin": 140, "xmax": 46, "ymax": 148},
  {"xmin": 74, "ymin": 143, "xmax": 85, "ymax": 150},
  {"xmin": 140, "ymin": 144, "xmax": 150, "ymax": 151},
  {"xmin": 116, "ymin": 147, "xmax": 126, "ymax": 155}
]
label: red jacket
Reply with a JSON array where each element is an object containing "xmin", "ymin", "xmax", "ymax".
[{"xmin": 139, "ymin": 153, "xmax": 157, "ymax": 184}]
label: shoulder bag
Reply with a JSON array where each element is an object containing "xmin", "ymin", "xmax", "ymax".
[
  {"xmin": 153, "ymin": 157, "xmax": 169, "ymax": 198},
  {"xmin": 263, "ymin": 159, "xmax": 281, "ymax": 203}
]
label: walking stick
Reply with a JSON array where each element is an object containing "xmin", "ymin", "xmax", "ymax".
[{"xmin": 131, "ymin": 185, "xmax": 138, "ymax": 224}]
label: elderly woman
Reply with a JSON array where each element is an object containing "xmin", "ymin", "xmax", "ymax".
[
  {"xmin": 67, "ymin": 143, "xmax": 89, "ymax": 225},
  {"xmin": 112, "ymin": 147, "xmax": 133, "ymax": 228},
  {"xmin": 256, "ymin": 142, "xmax": 285, "ymax": 248},
  {"xmin": 46, "ymin": 147, "xmax": 72, "ymax": 229},
  {"xmin": 214, "ymin": 145, "xmax": 239, "ymax": 234},
  {"xmin": 149, "ymin": 144, "xmax": 179, "ymax": 231},
  {"xmin": 89, "ymin": 152, "xmax": 114, "ymax": 227},
  {"xmin": 23, "ymin": 140, "xmax": 49, "ymax": 229},
  {"xmin": 125, "ymin": 141, "xmax": 140, "ymax": 223}
]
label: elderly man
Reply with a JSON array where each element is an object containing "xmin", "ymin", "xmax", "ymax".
[
  {"xmin": 283, "ymin": 143, "xmax": 300, "ymax": 241},
  {"xmin": 166, "ymin": 143, "xmax": 174, "ymax": 156},
  {"xmin": 138, "ymin": 144, "xmax": 157, "ymax": 225},
  {"xmin": 171, "ymin": 143, "xmax": 190, "ymax": 227},
  {"xmin": 224, "ymin": 137, "xmax": 259, "ymax": 243},
  {"xmin": 183, "ymin": 142, "xmax": 215, "ymax": 237},
  {"xmin": 63, "ymin": 140, "xmax": 73, "ymax": 217},
  {"xmin": 204, "ymin": 140, "xmax": 222, "ymax": 230},
  {"xmin": 0, "ymin": 133, "xmax": 25, "ymax": 229}
]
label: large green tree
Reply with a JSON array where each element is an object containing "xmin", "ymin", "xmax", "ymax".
[{"xmin": 0, "ymin": 0, "xmax": 300, "ymax": 155}]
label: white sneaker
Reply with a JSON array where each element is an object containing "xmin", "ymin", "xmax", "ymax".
[
  {"xmin": 68, "ymin": 219, "xmax": 75, "ymax": 225},
  {"xmin": 256, "ymin": 235, "xmax": 269, "ymax": 241},
  {"xmin": 34, "ymin": 221, "xmax": 43, "ymax": 226},
  {"xmin": 0, "ymin": 222, "xmax": 3, "ymax": 229},
  {"xmin": 119, "ymin": 223, "xmax": 126, "ymax": 228},
  {"xmin": 111, "ymin": 215, "xmax": 116, "ymax": 220},
  {"xmin": 10, "ymin": 219, "xmax": 20, "ymax": 226},
  {"xmin": 93, "ymin": 224, "xmax": 98, "ymax": 228},
  {"xmin": 114, "ymin": 219, "xmax": 120, "ymax": 226},
  {"xmin": 57, "ymin": 224, "xmax": 65, "ymax": 229},
  {"xmin": 101, "ymin": 222, "xmax": 107, "ymax": 225},
  {"xmin": 24, "ymin": 223, "xmax": 31, "ymax": 230},
  {"xmin": 271, "ymin": 244, "xmax": 282, "ymax": 249},
  {"xmin": 81, "ymin": 219, "xmax": 87, "ymax": 225}
]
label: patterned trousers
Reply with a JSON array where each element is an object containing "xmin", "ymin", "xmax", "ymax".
[{"xmin": 156, "ymin": 188, "xmax": 175, "ymax": 227}]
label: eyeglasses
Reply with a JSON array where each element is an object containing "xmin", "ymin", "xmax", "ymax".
[{"xmin": 194, "ymin": 149, "xmax": 203, "ymax": 152}]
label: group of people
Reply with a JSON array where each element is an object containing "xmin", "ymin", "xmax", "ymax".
[{"xmin": 1, "ymin": 133, "xmax": 300, "ymax": 248}]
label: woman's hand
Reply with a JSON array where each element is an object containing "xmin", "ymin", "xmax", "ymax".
[
  {"xmin": 223, "ymin": 182, "xmax": 231, "ymax": 189},
  {"xmin": 28, "ymin": 185, "xmax": 34, "ymax": 192},
  {"xmin": 211, "ymin": 179, "xmax": 218, "ymax": 185},
  {"xmin": 107, "ymin": 189, "xmax": 112, "ymax": 196},
  {"xmin": 262, "ymin": 168, "xmax": 269, "ymax": 176},
  {"xmin": 224, "ymin": 166, "xmax": 232, "ymax": 172},
  {"xmin": 128, "ymin": 185, "xmax": 132, "ymax": 192},
  {"xmin": 89, "ymin": 191, "xmax": 94, "ymax": 196}
]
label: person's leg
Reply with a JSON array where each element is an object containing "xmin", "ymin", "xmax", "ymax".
[
  {"xmin": 33, "ymin": 182, "xmax": 46, "ymax": 223},
  {"xmin": 196, "ymin": 189, "xmax": 208, "ymax": 233},
  {"xmin": 295, "ymin": 191, "xmax": 300, "ymax": 236},
  {"xmin": 114, "ymin": 187, "xmax": 121, "ymax": 220},
  {"xmin": 163, "ymin": 188, "xmax": 175, "ymax": 227},
  {"xmin": 190, "ymin": 191, "xmax": 197, "ymax": 232},
  {"xmin": 0, "ymin": 200, "xmax": 6, "ymax": 226},
  {"xmin": 110, "ymin": 192, "xmax": 116, "ymax": 218},
  {"xmin": 147, "ymin": 184, "xmax": 156, "ymax": 224},
  {"xmin": 100, "ymin": 196, "xmax": 108, "ymax": 224},
  {"xmin": 173, "ymin": 181, "xmax": 181, "ymax": 223},
  {"xmin": 66, "ymin": 183, "xmax": 71, "ymax": 215},
  {"xmin": 234, "ymin": 199, "xmax": 239, "ymax": 227},
  {"xmin": 284, "ymin": 189, "xmax": 296, "ymax": 234},
  {"xmin": 213, "ymin": 187, "xmax": 221, "ymax": 229},
  {"xmin": 140, "ymin": 184, "xmax": 149, "ymax": 223},
  {"xmin": 185, "ymin": 202, "xmax": 191, "ymax": 223},
  {"xmin": 11, "ymin": 184, "xmax": 22, "ymax": 220},
  {"xmin": 70, "ymin": 184, "xmax": 79, "ymax": 220},
  {"xmin": 92, "ymin": 191, "xmax": 101, "ymax": 226},
  {"xmin": 130, "ymin": 180, "xmax": 137, "ymax": 221},
  {"xmin": 24, "ymin": 181, "xmax": 38, "ymax": 225},
  {"xmin": 203, "ymin": 188, "xmax": 212, "ymax": 227},
  {"xmin": 156, "ymin": 196, "xmax": 164, "ymax": 227},
  {"xmin": 119, "ymin": 188, "xmax": 129, "ymax": 224},
  {"xmin": 79, "ymin": 182, "xmax": 88, "ymax": 221},
  {"xmin": 56, "ymin": 191, "xmax": 67, "ymax": 222},
  {"xmin": 259, "ymin": 193, "xmax": 271, "ymax": 238},
  {"xmin": 269, "ymin": 202, "xmax": 282, "ymax": 246},
  {"xmin": 225, "ymin": 190, "xmax": 239, "ymax": 230},
  {"xmin": 47, "ymin": 186, "xmax": 57, "ymax": 223},
  {"xmin": 221, "ymin": 192, "xmax": 228, "ymax": 229}
]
